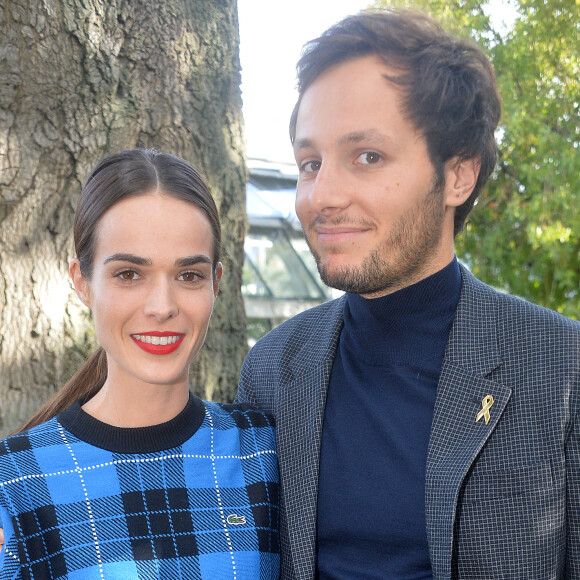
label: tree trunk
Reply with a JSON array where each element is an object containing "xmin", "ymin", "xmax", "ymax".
[{"xmin": 0, "ymin": 0, "xmax": 248, "ymax": 436}]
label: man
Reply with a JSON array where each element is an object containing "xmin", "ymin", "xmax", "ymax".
[{"xmin": 235, "ymin": 9, "xmax": 580, "ymax": 579}]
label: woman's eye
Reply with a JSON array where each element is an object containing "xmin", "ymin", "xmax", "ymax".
[
  {"xmin": 358, "ymin": 152, "xmax": 382, "ymax": 165},
  {"xmin": 116, "ymin": 270, "xmax": 139, "ymax": 281}
]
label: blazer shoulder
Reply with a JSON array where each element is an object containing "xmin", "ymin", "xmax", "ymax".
[
  {"xmin": 459, "ymin": 265, "xmax": 580, "ymax": 356},
  {"xmin": 468, "ymin": 269, "xmax": 577, "ymax": 329},
  {"xmin": 242, "ymin": 296, "xmax": 345, "ymax": 384},
  {"xmin": 249, "ymin": 296, "xmax": 345, "ymax": 354}
]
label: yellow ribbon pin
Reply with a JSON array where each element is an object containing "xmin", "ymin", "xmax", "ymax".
[{"xmin": 476, "ymin": 395, "xmax": 494, "ymax": 425}]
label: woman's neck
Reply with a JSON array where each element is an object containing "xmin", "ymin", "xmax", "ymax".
[{"xmin": 82, "ymin": 379, "xmax": 190, "ymax": 427}]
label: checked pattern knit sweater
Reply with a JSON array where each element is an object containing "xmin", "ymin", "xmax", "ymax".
[{"xmin": 0, "ymin": 394, "xmax": 279, "ymax": 579}]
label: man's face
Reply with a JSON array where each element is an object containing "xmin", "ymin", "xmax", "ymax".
[{"xmin": 293, "ymin": 55, "xmax": 459, "ymax": 297}]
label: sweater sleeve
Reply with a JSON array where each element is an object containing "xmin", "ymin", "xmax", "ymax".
[{"xmin": 0, "ymin": 506, "xmax": 21, "ymax": 580}]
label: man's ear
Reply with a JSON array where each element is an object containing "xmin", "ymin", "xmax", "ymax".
[
  {"xmin": 444, "ymin": 157, "xmax": 480, "ymax": 208},
  {"xmin": 213, "ymin": 262, "xmax": 223, "ymax": 297},
  {"xmin": 69, "ymin": 258, "xmax": 91, "ymax": 308}
]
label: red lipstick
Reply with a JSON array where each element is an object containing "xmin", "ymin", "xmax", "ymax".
[{"xmin": 131, "ymin": 332, "xmax": 185, "ymax": 355}]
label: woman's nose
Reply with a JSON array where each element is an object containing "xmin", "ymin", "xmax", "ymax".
[{"xmin": 143, "ymin": 279, "xmax": 178, "ymax": 320}]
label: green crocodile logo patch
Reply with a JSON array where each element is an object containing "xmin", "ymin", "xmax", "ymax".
[{"xmin": 227, "ymin": 514, "xmax": 246, "ymax": 525}]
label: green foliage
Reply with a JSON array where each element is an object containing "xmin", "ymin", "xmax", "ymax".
[{"xmin": 373, "ymin": 0, "xmax": 579, "ymax": 318}]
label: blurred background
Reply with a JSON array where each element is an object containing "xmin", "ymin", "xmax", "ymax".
[
  {"xmin": 0, "ymin": 0, "xmax": 577, "ymax": 434},
  {"xmin": 238, "ymin": 0, "xmax": 578, "ymax": 339}
]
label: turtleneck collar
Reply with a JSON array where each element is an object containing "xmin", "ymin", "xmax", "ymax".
[
  {"xmin": 342, "ymin": 257, "xmax": 462, "ymax": 367},
  {"xmin": 57, "ymin": 391, "xmax": 206, "ymax": 454}
]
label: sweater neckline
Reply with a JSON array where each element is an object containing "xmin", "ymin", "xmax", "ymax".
[
  {"xmin": 57, "ymin": 392, "xmax": 206, "ymax": 454},
  {"xmin": 346, "ymin": 257, "xmax": 461, "ymax": 321},
  {"xmin": 342, "ymin": 258, "xmax": 462, "ymax": 366}
]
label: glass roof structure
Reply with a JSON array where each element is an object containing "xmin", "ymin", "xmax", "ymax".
[{"xmin": 243, "ymin": 160, "xmax": 333, "ymax": 342}]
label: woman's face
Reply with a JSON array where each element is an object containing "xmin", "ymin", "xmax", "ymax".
[{"xmin": 70, "ymin": 192, "xmax": 221, "ymax": 391}]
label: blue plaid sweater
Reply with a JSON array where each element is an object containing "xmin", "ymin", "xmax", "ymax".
[{"xmin": 0, "ymin": 394, "xmax": 280, "ymax": 579}]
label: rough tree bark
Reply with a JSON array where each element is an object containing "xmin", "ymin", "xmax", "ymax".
[{"xmin": 0, "ymin": 0, "xmax": 248, "ymax": 436}]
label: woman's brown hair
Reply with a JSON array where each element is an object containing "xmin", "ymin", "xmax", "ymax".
[{"xmin": 17, "ymin": 149, "xmax": 221, "ymax": 432}]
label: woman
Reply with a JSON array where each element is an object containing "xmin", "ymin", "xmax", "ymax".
[{"xmin": 0, "ymin": 149, "xmax": 279, "ymax": 579}]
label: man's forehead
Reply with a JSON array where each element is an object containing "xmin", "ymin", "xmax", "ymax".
[
  {"xmin": 289, "ymin": 55, "xmax": 407, "ymax": 144},
  {"xmin": 295, "ymin": 57, "xmax": 405, "ymax": 112}
]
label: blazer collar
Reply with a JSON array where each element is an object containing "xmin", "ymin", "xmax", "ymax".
[
  {"xmin": 426, "ymin": 266, "xmax": 511, "ymax": 579},
  {"xmin": 277, "ymin": 296, "xmax": 345, "ymax": 579}
]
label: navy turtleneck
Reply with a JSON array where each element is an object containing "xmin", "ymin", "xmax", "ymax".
[{"xmin": 316, "ymin": 258, "xmax": 462, "ymax": 580}]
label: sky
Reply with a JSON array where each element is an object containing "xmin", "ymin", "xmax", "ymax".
[
  {"xmin": 238, "ymin": 0, "xmax": 371, "ymax": 164},
  {"xmin": 237, "ymin": 0, "xmax": 518, "ymax": 165}
]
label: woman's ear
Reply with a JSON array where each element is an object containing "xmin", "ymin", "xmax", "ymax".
[
  {"xmin": 444, "ymin": 157, "xmax": 480, "ymax": 208},
  {"xmin": 213, "ymin": 262, "xmax": 223, "ymax": 297},
  {"xmin": 69, "ymin": 258, "xmax": 91, "ymax": 308}
]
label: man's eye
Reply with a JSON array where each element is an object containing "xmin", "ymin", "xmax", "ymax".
[
  {"xmin": 178, "ymin": 271, "xmax": 201, "ymax": 283},
  {"xmin": 301, "ymin": 160, "xmax": 321, "ymax": 173},
  {"xmin": 358, "ymin": 152, "xmax": 382, "ymax": 165}
]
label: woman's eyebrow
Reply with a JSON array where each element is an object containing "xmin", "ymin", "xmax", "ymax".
[
  {"xmin": 102, "ymin": 254, "xmax": 212, "ymax": 267},
  {"xmin": 175, "ymin": 256, "xmax": 212, "ymax": 268},
  {"xmin": 103, "ymin": 253, "xmax": 151, "ymax": 266}
]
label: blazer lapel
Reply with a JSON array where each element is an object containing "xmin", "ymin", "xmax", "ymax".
[
  {"xmin": 277, "ymin": 297, "xmax": 345, "ymax": 580},
  {"xmin": 426, "ymin": 266, "xmax": 511, "ymax": 579},
  {"xmin": 426, "ymin": 362, "xmax": 510, "ymax": 579}
]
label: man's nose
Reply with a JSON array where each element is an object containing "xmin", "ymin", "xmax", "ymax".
[{"xmin": 298, "ymin": 162, "xmax": 352, "ymax": 217}]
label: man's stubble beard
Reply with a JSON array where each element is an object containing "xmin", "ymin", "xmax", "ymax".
[{"xmin": 303, "ymin": 176, "xmax": 447, "ymax": 296}]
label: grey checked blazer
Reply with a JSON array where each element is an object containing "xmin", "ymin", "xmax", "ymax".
[{"xmin": 236, "ymin": 265, "xmax": 580, "ymax": 579}]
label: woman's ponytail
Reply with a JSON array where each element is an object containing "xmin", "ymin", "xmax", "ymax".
[{"xmin": 16, "ymin": 348, "xmax": 107, "ymax": 433}]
